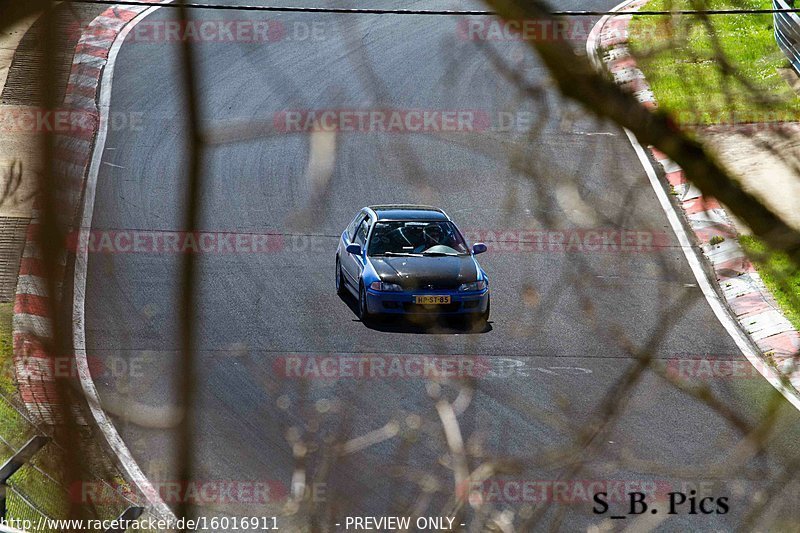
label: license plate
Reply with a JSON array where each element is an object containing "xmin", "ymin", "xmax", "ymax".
[{"xmin": 415, "ymin": 295, "xmax": 451, "ymax": 305}]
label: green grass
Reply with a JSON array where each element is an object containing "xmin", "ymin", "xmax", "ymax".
[
  {"xmin": 0, "ymin": 302, "xmax": 15, "ymax": 395},
  {"xmin": 628, "ymin": 0, "xmax": 800, "ymax": 124},
  {"xmin": 0, "ymin": 302, "xmax": 69, "ymax": 529},
  {"xmin": 628, "ymin": 2, "xmax": 800, "ymax": 336},
  {"xmin": 740, "ymin": 236, "xmax": 800, "ymax": 332}
]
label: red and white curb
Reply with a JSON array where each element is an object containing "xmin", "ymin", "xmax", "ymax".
[
  {"xmin": 13, "ymin": 205, "xmax": 66, "ymax": 425},
  {"xmin": 12, "ymin": 0, "xmax": 177, "ymax": 521},
  {"xmin": 12, "ymin": 2, "xmax": 160, "ymax": 425},
  {"xmin": 587, "ymin": 0, "xmax": 800, "ymax": 397}
]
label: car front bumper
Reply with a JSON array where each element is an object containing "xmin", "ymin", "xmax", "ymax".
[{"xmin": 364, "ymin": 287, "xmax": 489, "ymax": 315}]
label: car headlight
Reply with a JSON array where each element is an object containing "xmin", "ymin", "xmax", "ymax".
[
  {"xmin": 458, "ymin": 280, "xmax": 487, "ymax": 292},
  {"xmin": 370, "ymin": 281, "xmax": 403, "ymax": 292}
]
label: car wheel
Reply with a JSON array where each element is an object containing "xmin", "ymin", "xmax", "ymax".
[
  {"xmin": 336, "ymin": 257, "xmax": 346, "ymax": 296},
  {"xmin": 358, "ymin": 282, "xmax": 372, "ymax": 323}
]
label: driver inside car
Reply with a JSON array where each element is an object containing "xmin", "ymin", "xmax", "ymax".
[{"xmin": 413, "ymin": 224, "xmax": 443, "ymax": 253}]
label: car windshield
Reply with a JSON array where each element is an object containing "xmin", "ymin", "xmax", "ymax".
[{"xmin": 367, "ymin": 220, "xmax": 469, "ymax": 256}]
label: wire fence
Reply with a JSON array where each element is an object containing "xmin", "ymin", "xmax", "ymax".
[{"xmin": 0, "ymin": 389, "xmax": 152, "ymax": 532}]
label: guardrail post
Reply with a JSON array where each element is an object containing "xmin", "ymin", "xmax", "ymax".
[
  {"xmin": 104, "ymin": 506, "xmax": 144, "ymax": 533},
  {"xmin": 774, "ymin": 0, "xmax": 800, "ymax": 75},
  {"xmin": 0, "ymin": 435, "xmax": 50, "ymax": 519}
]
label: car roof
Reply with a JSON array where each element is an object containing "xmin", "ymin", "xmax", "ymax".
[{"xmin": 367, "ymin": 204, "xmax": 449, "ymax": 221}]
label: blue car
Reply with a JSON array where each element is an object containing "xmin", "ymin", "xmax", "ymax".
[{"xmin": 335, "ymin": 205, "xmax": 490, "ymax": 325}]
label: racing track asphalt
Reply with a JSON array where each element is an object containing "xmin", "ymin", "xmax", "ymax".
[{"xmin": 82, "ymin": 0, "xmax": 800, "ymax": 529}]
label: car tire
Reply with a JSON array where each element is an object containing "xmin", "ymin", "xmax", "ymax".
[
  {"xmin": 336, "ymin": 257, "xmax": 346, "ymax": 296},
  {"xmin": 358, "ymin": 282, "xmax": 372, "ymax": 323}
]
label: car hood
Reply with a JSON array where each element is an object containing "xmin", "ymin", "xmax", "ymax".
[{"xmin": 369, "ymin": 255, "xmax": 479, "ymax": 290}]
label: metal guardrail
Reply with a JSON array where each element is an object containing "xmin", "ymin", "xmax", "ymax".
[
  {"xmin": 0, "ymin": 436, "xmax": 50, "ymax": 520},
  {"xmin": 0, "ymin": 392, "xmax": 150, "ymax": 533},
  {"xmin": 775, "ymin": 0, "xmax": 800, "ymax": 74}
]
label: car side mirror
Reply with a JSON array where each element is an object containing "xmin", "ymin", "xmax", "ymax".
[
  {"xmin": 346, "ymin": 243, "xmax": 362, "ymax": 255},
  {"xmin": 472, "ymin": 243, "xmax": 487, "ymax": 255}
]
